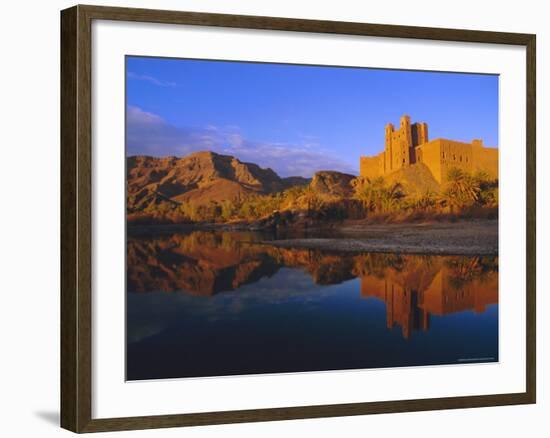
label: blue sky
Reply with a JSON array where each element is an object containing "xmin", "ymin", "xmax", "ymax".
[{"xmin": 126, "ymin": 56, "xmax": 498, "ymax": 178}]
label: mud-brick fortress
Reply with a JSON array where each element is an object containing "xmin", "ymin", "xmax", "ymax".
[{"xmin": 359, "ymin": 115, "xmax": 498, "ymax": 183}]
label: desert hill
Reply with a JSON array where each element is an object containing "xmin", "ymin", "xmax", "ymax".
[
  {"xmin": 308, "ymin": 166, "xmax": 440, "ymax": 199},
  {"xmin": 310, "ymin": 171, "xmax": 356, "ymax": 197},
  {"xmin": 127, "ymin": 151, "xmax": 308, "ymax": 212},
  {"xmin": 384, "ymin": 163, "xmax": 440, "ymax": 196},
  {"xmin": 281, "ymin": 176, "xmax": 311, "ymax": 189},
  {"xmin": 308, "ymin": 166, "xmax": 439, "ymax": 199}
]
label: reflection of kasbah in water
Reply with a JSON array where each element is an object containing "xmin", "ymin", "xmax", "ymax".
[
  {"xmin": 357, "ymin": 255, "xmax": 498, "ymax": 338},
  {"xmin": 127, "ymin": 231, "xmax": 498, "ymax": 339}
]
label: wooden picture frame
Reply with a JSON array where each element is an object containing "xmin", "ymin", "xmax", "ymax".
[{"xmin": 61, "ymin": 4, "xmax": 536, "ymax": 433}]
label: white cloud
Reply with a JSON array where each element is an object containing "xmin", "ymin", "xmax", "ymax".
[
  {"xmin": 126, "ymin": 105, "xmax": 358, "ymax": 178},
  {"xmin": 127, "ymin": 71, "xmax": 177, "ymax": 87},
  {"xmin": 127, "ymin": 105, "xmax": 164, "ymax": 124}
]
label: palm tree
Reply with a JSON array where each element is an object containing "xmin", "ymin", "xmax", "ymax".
[
  {"xmin": 301, "ymin": 186, "xmax": 322, "ymax": 216},
  {"xmin": 442, "ymin": 168, "xmax": 480, "ymax": 212},
  {"xmin": 352, "ymin": 177, "xmax": 404, "ymax": 214},
  {"xmin": 473, "ymin": 170, "xmax": 499, "ymax": 207},
  {"xmin": 352, "ymin": 176, "xmax": 384, "ymax": 212},
  {"xmin": 380, "ymin": 181, "xmax": 405, "ymax": 212},
  {"xmin": 409, "ymin": 190, "xmax": 437, "ymax": 211}
]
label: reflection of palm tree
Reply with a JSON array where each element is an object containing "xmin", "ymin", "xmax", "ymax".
[
  {"xmin": 444, "ymin": 256, "xmax": 498, "ymax": 289},
  {"xmin": 353, "ymin": 253, "xmax": 405, "ymax": 278}
]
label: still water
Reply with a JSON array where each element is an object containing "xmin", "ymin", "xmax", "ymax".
[{"xmin": 126, "ymin": 230, "xmax": 498, "ymax": 380}]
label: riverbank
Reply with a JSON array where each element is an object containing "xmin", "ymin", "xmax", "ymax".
[{"xmin": 264, "ymin": 219, "xmax": 498, "ymax": 256}]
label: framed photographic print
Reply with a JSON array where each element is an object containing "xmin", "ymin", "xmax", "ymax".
[{"xmin": 60, "ymin": 4, "xmax": 536, "ymax": 433}]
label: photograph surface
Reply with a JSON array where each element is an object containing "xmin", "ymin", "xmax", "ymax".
[{"xmin": 125, "ymin": 56, "xmax": 499, "ymax": 380}]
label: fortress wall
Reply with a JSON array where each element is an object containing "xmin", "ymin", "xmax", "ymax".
[
  {"xmin": 438, "ymin": 139, "xmax": 475, "ymax": 182},
  {"xmin": 379, "ymin": 153, "xmax": 386, "ymax": 174},
  {"xmin": 359, "ymin": 153, "xmax": 383, "ymax": 179},
  {"xmin": 472, "ymin": 146, "xmax": 499, "ymax": 178},
  {"xmin": 415, "ymin": 140, "xmax": 443, "ymax": 183},
  {"xmin": 384, "ymin": 148, "xmax": 392, "ymax": 173},
  {"xmin": 422, "ymin": 139, "xmax": 497, "ymax": 183}
]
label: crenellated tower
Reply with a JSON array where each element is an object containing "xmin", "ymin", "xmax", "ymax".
[
  {"xmin": 412, "ymin": 121, "xmax": 429, "ymax": 146},
  {"xmin": 382, "ymin": 115, "xmax": 430, "ymax": 172},
  {"xmin": 397, "ymin": 115, "xmax": 412, "ymax": 169}
]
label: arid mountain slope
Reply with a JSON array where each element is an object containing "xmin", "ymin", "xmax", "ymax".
[
  {"xmin": 127, "ymin": 151, "xmax": 442, "ymax": 218},
  {"xmin": 127, "ymin": 151, "xmax": 292, "ymax": 211},
  {"xmin": 281, "ymin": 176, "xmax": 311, "ymax": 189}
]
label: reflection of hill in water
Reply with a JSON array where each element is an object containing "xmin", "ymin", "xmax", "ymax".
[
  {"xmin": 127, "ymin": 231, "xmax": 356, "ymax": 295},
  {"xmin": 127, "ymin": 231, "xmax": 498, "ymax": 338}
]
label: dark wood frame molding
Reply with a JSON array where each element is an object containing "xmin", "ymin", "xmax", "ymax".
[{"xmin": 61, "ymin": 4, "xmax": 536, "ymax": 433}]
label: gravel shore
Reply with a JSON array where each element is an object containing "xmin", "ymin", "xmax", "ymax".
[{"xmin": 265, "ymin": 219, "xmax": 498, "ymax": 256}]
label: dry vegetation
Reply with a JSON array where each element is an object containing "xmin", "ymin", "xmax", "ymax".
[{"xmin": 127, "ymin": 167, "xmax": 498, "ymax": 227}]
